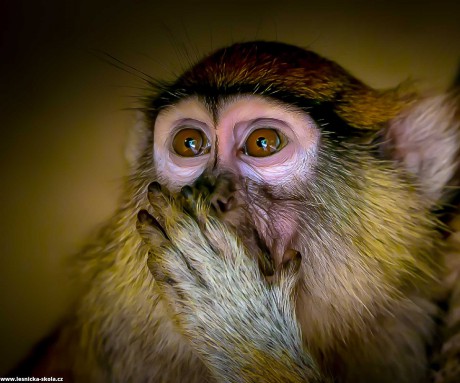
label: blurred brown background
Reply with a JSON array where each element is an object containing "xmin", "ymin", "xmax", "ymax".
[{"xmin": 0, "ymin": 0, "xmax": 459, "ymax": 375}]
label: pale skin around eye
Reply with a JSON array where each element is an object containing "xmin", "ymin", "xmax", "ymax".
[{"xmin": 153, "ymin": 94, "xmax": 320, "ymax": 192}]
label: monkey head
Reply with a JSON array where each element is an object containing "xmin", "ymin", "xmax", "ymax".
[{"xmin": 143, "ymin": 41, "xmax": 459, "ymax": 345}]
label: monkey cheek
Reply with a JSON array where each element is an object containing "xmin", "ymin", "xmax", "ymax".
[{"xmin": 154, "ymin": 155, "xmax": 208, "ymax": 192}]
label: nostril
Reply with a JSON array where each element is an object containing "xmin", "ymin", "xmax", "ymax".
[
  {"xmin": 213, "ymin": 196, "xmax": 235, "ymax": 213},
  {"xmin": 216, "ymin": 199, "xmax": 228, "ymax": 213}
]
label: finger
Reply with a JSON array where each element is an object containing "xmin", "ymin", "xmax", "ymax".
[
  {"xmin": 180, "ymin": 185, "xmax": 198, "ymax": 213},
  {"xmin": 273, "ymin": 249, "xmax": 302, "ymax": 285},
  {"xmin": 147, "ymin": 182, "xmax": 171, "ymax": 227},
  {"xmin": 145, "ymin": 184, "xmax": 212, "ymax": 281},
  {"xmin": 258, "ymin": 250, "xmax": 275, "ymax": 278},
  {"xmin": 193, "ymin": 174, "xmax": 214, "ymax": 198},
  {"xmin": 147, "ymin": 251, "xmax": 172, "ymax": 283},
  {"xmin": 281, "ymin": 249, "xmax": 301, "ymax": 268},
  {"xmin": 147, "ymin": 247, "xmax": 207, "ymax": 306},
  {"xmin": 136, "ymin": 209, "xmax": 169, "ymax": 246},
  {"xmin": 180, "ymin": 185, "xmax": 210, "ymax": 229},
  {"xmin": 147, "ymin": 251, "xmax": 191, "ymax": 315}
]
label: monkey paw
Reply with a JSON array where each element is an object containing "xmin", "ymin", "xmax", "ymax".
[
  {"xmin": 135, "ymin": 181, "xmax": 319, "ymax": 381},
  {"xmin": 136, "ymin": 181, "xmax": 300, "ymax": 350},
  {"xmin": 136, "ymin": 180, "xmax": 269, "ymax": 309}
]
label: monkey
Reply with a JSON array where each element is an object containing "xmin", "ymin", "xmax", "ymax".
[{"xmin": 12, "ymin": 41, "xmax": 460, "ymax": 383}]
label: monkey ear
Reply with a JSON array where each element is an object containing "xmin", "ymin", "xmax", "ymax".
[
  {"xmin": 383, "ymin": 93, "xmax": 460, "ymax": 202},
  {"xmin": 125, "ymin": 111, "xmax": 152, "ymax": 168}
]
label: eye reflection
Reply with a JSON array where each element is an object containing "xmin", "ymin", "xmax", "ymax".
[
  {"xmin": 243, "ymin": 128, "xmax": 283, "ymax": 157},
  {"xmin": 172, "ymin": 128, "xmax": 210, "ymax": 157}
]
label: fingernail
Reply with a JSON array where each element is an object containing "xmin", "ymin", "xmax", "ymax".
[
  {"xmin": 148, "ymin": 182, "xmax": 161, "ymax": 193},
  {"xmin": 137, "ymin": 209, "xmax": 151, "ymax": 223},
  {"xmin": 281, "ymin": 249, "xmax": 301, "ymax": 266},
  {"xmin": 181, "ymin": 185, "xmax": 193, "ymax": 199}
]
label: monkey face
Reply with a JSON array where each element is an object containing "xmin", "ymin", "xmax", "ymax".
[
  {"xmin": 146, "ymin": 42, "xmax": 410, "ymax": 268},
  {"xmin": 153, "ymin": 94, "xmax": 320, "ymax": 265},
  {"xmin": 140, "ymin": 41, "xmax": 460, "ymax": 359},
  {"xmin": 147, "ymin": 41, "xmax": 455, "ymax": 291}
]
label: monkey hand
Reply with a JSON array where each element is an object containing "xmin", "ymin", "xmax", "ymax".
[{"xmin": 136, "ymin": 181, "xmax": 324, "ymax": 383}]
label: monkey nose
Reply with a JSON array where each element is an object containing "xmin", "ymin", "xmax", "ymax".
[
  {"xmin": 211, "ymin": 195, "xmax": 235, "ymax": 214},
  {"xmin": 194, "ymin": 172, "xmax": 238, "ymax": 214}
]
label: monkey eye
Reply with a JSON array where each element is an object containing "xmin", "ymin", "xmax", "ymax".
[
  {"xmin": 243, "ymin": 128, "xmax": 284, "ymax": 157},
  {"xmin": 172, "ymin": 128, "xmax": 210, "ymax": 157}
]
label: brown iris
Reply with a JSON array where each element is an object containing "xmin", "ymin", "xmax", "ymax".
[
  {"xmin": 243, "ymin": 128, "xmax": 282, "ymax": 157},
  {"xmin": 172, "ymin": 128, "xmax": 209, "ymax": 157}
]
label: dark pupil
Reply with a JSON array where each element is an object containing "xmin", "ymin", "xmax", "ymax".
[
  {"xmin": 256, "ymin": 137, "xmax": 268, "ymax": 149},
  {"xmin": 185, "ymin": 138, "xmax": 196, "ymax": 149}
]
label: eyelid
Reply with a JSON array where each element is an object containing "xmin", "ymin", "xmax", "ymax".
[
  {"xmin": 170, "ymin": 118, "xmax": 210, "ymax": 135},
  {"xmin": 234, "ymin": 119, "xmax": 290, "ymax": 144}
]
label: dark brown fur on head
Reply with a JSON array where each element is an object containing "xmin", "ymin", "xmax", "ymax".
[{"xmin": 150, "ymin": 41, "xmax": 413, "ymax": 130}]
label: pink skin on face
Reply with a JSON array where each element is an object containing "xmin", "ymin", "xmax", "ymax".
[{"xmin": 153, "ymin": 94, "xmax": 320, "ymax": 265}]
